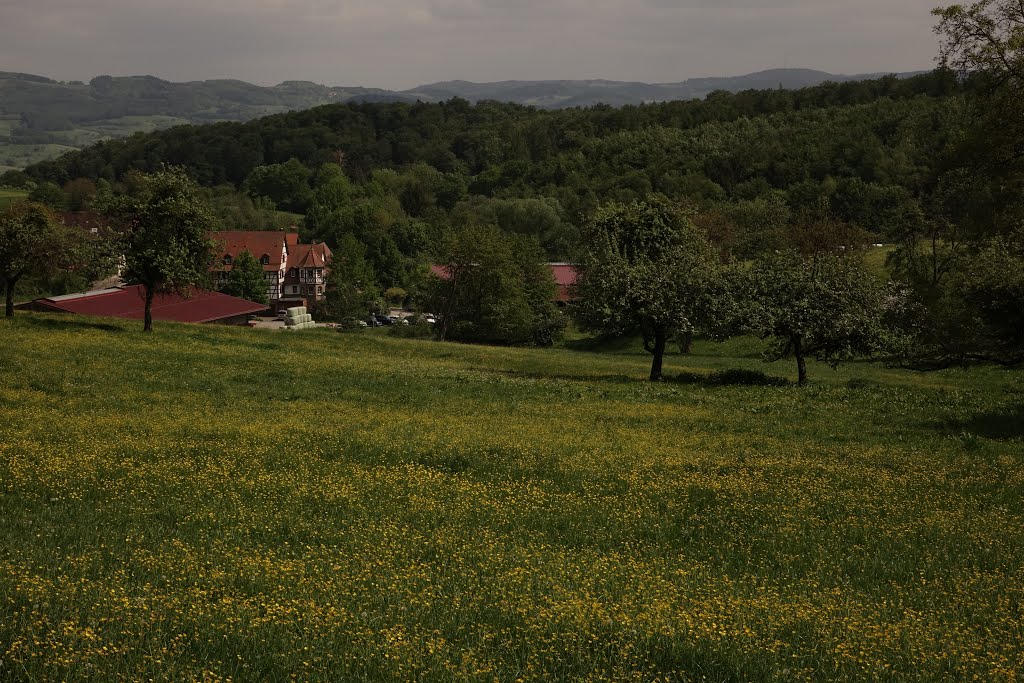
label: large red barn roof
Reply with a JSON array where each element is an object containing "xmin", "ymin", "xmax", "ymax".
[{"xmin": 29, "ymin": 285, "xmax": 267, "ymax": 324}]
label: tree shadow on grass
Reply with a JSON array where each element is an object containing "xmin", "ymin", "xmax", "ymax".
[
  {"xmin": 562, "ymin": 333, "xmax": 640, "ymax": 353},
  {"xmin": 668, "ymin": 368, "xmax": 790, "ymax": 387},
  {"xmin": 16, "ymin": 316, "xmax": 123, "ymax": 333},
  {"xmin": 934, "ymin": 405, "xmax": 1024, "ymax": 441}
]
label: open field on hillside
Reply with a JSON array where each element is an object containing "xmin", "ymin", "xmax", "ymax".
[
  {"xmin": 0, "ymin": 143, "xmax": 79, "ymax": 170},
  {"xmin": 0, "ymin": 116, "xmax": 194, "ymax": 169},
  {"xmin": 0, "ymin": 118, "xmax": 18, "ymax": 140},
  {"xmin": 82, "ymin": 115, "xmax": 193, "ymax": 138},
  {"xmin": 0, "ymin": 188, "xmax": 29, "ymax": 209},
  {"xmin": 1, "ymin": 315, "xmax": 1022, "ymax": 682}
]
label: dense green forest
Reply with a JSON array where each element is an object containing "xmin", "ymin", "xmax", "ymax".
[{"xmin": 13, "ymin": 71, "xmax": 966, "ymax": 263}]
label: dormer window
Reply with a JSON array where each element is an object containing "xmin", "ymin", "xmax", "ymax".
[
  {"xmin": 260, "ymin": 254, "xmax": 270, "ymax": 266},
  {"xmin": 223, "ymin": 254, "xmax": 232, "ymax": 266}
]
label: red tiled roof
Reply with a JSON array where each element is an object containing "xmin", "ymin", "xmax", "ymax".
[
  {"xmin": 287, "ymin": 243, "xmax": 332, "ymax": 270},
  {"xmin": 31, "ymin": 285, "xmax": 267, "ymax": 324},
  {"xmin": 549, "ymin": 263, "xmax": 578, "ymax": 302},
  {"xmin": 211, "ymin": 231, "xmax": 287, "ymax": 271},
  {"xmin": 549, "ymin": 263, "xmax": 578, "ymax": 287}
]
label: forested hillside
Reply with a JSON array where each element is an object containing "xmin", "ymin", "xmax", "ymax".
[
  {"xmin": 0, "ymin": 68, "xmax": 921, "ymax": 171},
  {"xmin": 14, "ymin": 70, "xmax": 964, "ymax": 266},
  {"xmin": 0, "ymin": 72, "xmax": 407, "ymax": 171}
]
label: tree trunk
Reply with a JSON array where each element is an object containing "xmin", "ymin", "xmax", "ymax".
[
  {"xmin": 143, "ymin": 286, "xmax": 155, "ymax": 332},
  {"xmin": 649, "ymin": 326, "xmax": 667, "ymax": 382},
  {"xmin": 4, "ymin": 276, "xmax": 18, "ymax": 318},
  {"xmin": 681, "ymin": 330, "xmax": 693, "ymax": 355},
  {"xmin": 794, "ymin": 335, "xmax": 808, "ymax": 386}
]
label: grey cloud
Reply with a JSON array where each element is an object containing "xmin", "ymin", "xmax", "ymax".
[{"xmin": 0, "ymin": 0, "xmax": 941, "ymax": 89}]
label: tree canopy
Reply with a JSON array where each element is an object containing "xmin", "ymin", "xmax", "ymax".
[
  {"xmin": 426, "ymin": 225, "xmax": 560, "ymax": 346},
  {"xmin": 740, "ymin": 249, "xmax": 889, "ymax": 385},
  {"xmin": 319, "ymin": 234, "xmax": 381, "ymax": 321},
  {"xmin": 220, "ymin": 250, "xmax": 269, "ymax": 306},
  {"xmin": 573, "ymin": 198, "xmax": 720, "ymax": 381},
  {"xmin": 107, "ymin": 168, "xmax": 217, "ymax": 332},
  {"xmin": 0, "ymin": 201, "xmax": 84, "ymax": 317}
]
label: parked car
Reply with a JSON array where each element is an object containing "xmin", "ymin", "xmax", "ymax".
[{"xmin": 374, "ymin": 314, "xmax": 393, "ymax": 326}]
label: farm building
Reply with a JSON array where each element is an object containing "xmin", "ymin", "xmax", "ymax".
[
  {"xmin": 19, "ymin": 285, "xmax": 267, "ymax": 325},
  {"xmin": 211, "ymin": 231, "xmax": 332, "ymax": 311}
]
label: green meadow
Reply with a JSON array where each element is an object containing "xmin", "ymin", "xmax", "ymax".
[
  {"xmin": 1, "ymin": 314, "xmax": 1021, "ymax": 681},
  {"xmin": 0, "ymin": 143, "xmax": 80, "ymax": 170},
  {"xmin": 0, "ymin": 188, "xmax": 30, "ymax": 210}
]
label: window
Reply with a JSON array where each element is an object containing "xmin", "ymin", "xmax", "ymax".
[
  {"xmin": 260, "ymin": 254, "xmax": 270, "ymax": 266},
  {"xmin": 223, "ymin": 254, "xmax": 232, "ymax": 266},
  {"xmin": 289, "ymin": 268, "xmax": 297, "ymax": 277},
  {"xmin": 317, "ymin": 286, "xmax": 323, "ymax": 295},
  {"xmin": 292, "ymin": 286, "xmax": 299, "ymax": 294}
]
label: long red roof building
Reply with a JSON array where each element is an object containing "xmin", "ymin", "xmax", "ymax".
[{"xmin": 21, "ymin": 285, "xmax": 267, "ymax": 325}]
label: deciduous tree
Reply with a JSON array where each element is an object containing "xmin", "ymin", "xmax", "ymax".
[
  {"xmin": 572, "ymin": 198, "xmax": 720, "ymax": 381},
  {"xmin": 243, "ymin": 159, "xmax": 312, "ymax": 214},
  {"xmin": 0, "ymin": 201, "xmax": 84, "ymax": 317},
  {"xmin": 28, "ymin": 182, "xmax": 66, "ymax": 211},
  {"xmin": 742, "ymin": 250, "xmax": 888, "ymax": 385},
  {"xmin": 427, "ymin": 225, "xmax": 559, "ymax": 346},
  {"xmin": 221, "ymin": 250, "xmax": 269, "ymax": 306},
  {"xmin": 319, "ymin": 234, "xmax": 380, "ymax": 321},
  {"xmin": 108, "ymin": 169, "xmax": 216, "ymax": 332}
]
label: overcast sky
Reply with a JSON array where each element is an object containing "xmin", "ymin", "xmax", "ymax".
[{"xmin": 0, "ymin": 1, "xmax": 943, "ymax": 89}]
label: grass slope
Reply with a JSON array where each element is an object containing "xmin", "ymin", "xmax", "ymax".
[
  {"xmin": 1, "ymin": 315, "xmax": 1022, "ymax": 682},
  {"xmin": 0, "ymin": 187, "xmax": 29, "ymax": 209}
]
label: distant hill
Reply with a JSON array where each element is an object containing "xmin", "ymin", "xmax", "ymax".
[
  {"xmin": 0, "ymin": 73, "xmax": 415, "ymax": 171},
  {"xmin": 0, "ymin": 68, "xmax": 923, "ymax": 171},
  {"xmin": 404, "ymin": 69, "xmax": 924, "ymax": 108}
]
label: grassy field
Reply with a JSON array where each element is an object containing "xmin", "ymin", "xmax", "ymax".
[
  {"xmin": 1, "ymin": 315, "xmax": 1022, "ymax": 682},
  {"xmin": 0, "ymin": 188, "xmax": 30, "ymax": 209},
  {"xmin": 0, "ymin": 116, "xmax": 194, "ymax": 169},
  {"xmin": 0, "ymin": 142, "xmax": 80, "ymax": 169},
  {"xmin": 83, "ymin": 115, "xmax": 193, "ymax": 138}
]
